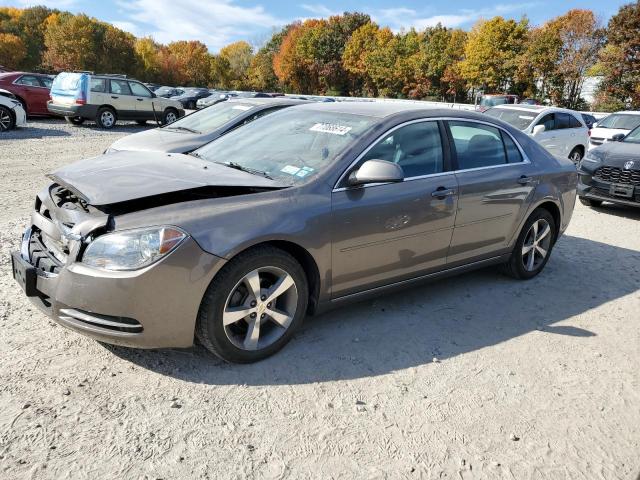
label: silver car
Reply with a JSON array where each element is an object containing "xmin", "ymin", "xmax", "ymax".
[{"xmin": 11, "ymin": 103, "xmax": 578, "ymax": 363}]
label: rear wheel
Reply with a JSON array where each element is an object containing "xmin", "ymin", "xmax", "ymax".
[
  {"xmin": 196, "ymin": 246, "xmax": 308, "ymax": 363},
  {"xmin": 502, "ymin": 208, "xmax": 556, "ymax": 280},
  {"xmin": 96, "ymin": 107, "xmax": 116, "ymax": 129},
  {"xmin": 65, "ymin": 116, "xmax": 85, "ymax": 125},
  {"xmin": 579, "ymin": 197, "xmax": 603, "ymax": 208},
  {"xmin": 569, "ymin": 147, "xmax": 583, "ymax": 163},
  {"xmin": 0, "ymin": 106, "xmax": 15, "ymax": 131}
]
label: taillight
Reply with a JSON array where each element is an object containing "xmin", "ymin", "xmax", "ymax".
[{"xmin": 75, "ymin": 99, "xmax": 86, "ymax": 105}]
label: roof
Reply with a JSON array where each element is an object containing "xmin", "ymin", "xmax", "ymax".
[
  {"xmin": 291, "ymin": 100, "xmax": 488, "ymax": 119},
  {"xmin": 490, "ymin": 104, "xmax": 584, "ymax": 115},
  {"xmin": 226, "ymin": 97, "xmax": 306, "ymax": 107}
]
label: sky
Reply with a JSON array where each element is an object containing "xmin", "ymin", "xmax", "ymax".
[{"xmin": 6, "ymin": 0, "xmax": 631, "ymax": 52}]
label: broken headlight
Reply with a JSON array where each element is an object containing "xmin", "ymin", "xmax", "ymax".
[{"xmin": 82, "ymin": 226, "xmax": 187, "ymax": 271}]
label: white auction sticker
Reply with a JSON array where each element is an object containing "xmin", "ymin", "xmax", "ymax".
[
  {"xmin": 309, "ymin": 123, "xmax": 352, "ymax": 135},
  {"xmin": 518, "ymin": 115, "xmax": 535, "ymax": 120},
  {"xmin": 232, "ymin": 105, "xmax": 252, "ymax": 111}
]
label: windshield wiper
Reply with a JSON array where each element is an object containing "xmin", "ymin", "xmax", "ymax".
[
  {"xmin": 165, "ymin": 125, "xmax": 200, "ymax": 134},
  {"xmin": 215, "ymin": 161, "xmax": 273, "ymax": 180}
]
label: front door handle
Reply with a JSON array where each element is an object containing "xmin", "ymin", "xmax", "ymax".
[
  {"xmin": 517, "ymin": 175, "xmax": 533, "ymax": 185},
  {"xmin": 111, "ymin": 96, "xmax": 119, "ymax": 99},
  {"xmin": 136, "ymin": 98, "xmax": 144, "ymax": 101},
  {"xmin": 431, "ymin": 187, "xmax": 456, "ymax": 198}
]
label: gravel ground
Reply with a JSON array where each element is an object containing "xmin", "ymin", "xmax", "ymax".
[{"xmin": 1, "ymin": 119, "xmax": 639, "ymax": 480}]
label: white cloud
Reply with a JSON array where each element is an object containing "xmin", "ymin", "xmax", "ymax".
[
  {"xmin": 15, "ymin": 0, "xmax": 77, "ymax": 7},
  {"xmin": 300, "ymin": 4, "xmax": 339, "ymax": 17},
  {"xmin": 115, "ymin": 0, "xmax": 285, "ymax": 52}
]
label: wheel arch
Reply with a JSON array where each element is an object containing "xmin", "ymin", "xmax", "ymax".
[{"xmin": 534, "ymin": 200, "xmax": 561, "ymax": 242}]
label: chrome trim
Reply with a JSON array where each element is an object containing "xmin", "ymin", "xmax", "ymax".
[{"xmin": 333, "ymin": 116, "xmax": 531, "ymax": 192}]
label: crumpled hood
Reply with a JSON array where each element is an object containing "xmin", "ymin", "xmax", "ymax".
[
  {"xmin": 108, "ymin": 127, "xmax": 216, "ymax": 153},
  {"xmin": 48, "ymin": 150, "xmax": 282, "ymax": 206},
  {"xmin": 588, "ymin": 141, "xmax": 640, "ymax": 168}
]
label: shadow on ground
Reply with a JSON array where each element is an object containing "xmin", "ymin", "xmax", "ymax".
[
  {"xmin": 591, "ymin": 202, "xmax": 640, "ymax": 220},
  {"xmin": 0, "ymin": 118, "xmax": 152, "ymax": 140},
  {"xmin": 105, "ymin": 234, "xmax": 640, "ymax": 385}
]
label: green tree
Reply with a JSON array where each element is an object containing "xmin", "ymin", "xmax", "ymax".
[
  {"xmin": 219, "ymin": 40, "xmax": 253, "ymax": 89},
  {"xmin": 343, "ymin": 22, "xmax": 381, "ymax": 96},
  {"xmin": 135, "ymin": 37, "xmax": 161, "ymax": 81},
  {"xmin": 596, "ymin": 1, "xmax": 640, "ymax": 108},
  {"xmin": 247, "ymin": 26, "xmax": 291, "ymax": 91},
  {"xmin": 459, "ymin": 16, "xmax": 529, "ymax": 93},
  {"xmin": 42, "ymin": 13, "xmax": 101, "ymax": 71}
]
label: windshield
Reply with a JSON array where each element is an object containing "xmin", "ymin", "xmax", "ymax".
[
  {"xmin": 194, "ymin": 108, "xmax": 376, "ymax": 184},
  {"xmin": 623, "ymin": 126, "xmax": 640, "ymax": 143},
  {"xmin": 484, "ymin": 108, "xmax": 535, "ymax": 130},
  {"xmin": 163, "ymin": 102, "xmax": 257, "ymax": 134},
  {"xmin": 597, "ymin": 114, "xmax": 640, "ymax": 130}
]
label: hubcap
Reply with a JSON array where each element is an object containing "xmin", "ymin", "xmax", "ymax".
[
  {"xmin": 0, "ymin": 109, "xmax": 10, "ymax": 131},
  {"xmin": 521, "ymin": 219, "xmax": 552, "ymax": 272},
  {"xmin": 166, "ymin": 112, "xmax": 176, "ymax": 123},
  {"xmin": 571, "ymin": 151, "xmax": 582, "ymax": 162},
  {"xmin": 101, "ymin": 111, "xmax": 114, "ymax": 127},
  {"xmin": 223, "ymin": 267, "xmax": 298, "ymax": 351}
]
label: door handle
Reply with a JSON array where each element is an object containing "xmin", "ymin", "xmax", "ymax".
[
  {"xmin": 136, "ymin": 98, "xmax": 144, "ymax": 101},
  {"xmin": 111, "ymin": 96, "xmax": 119, "ymax": 99},
  {"xmin": 431, "ymin": 187, "xmax": 456, "ymax": 198},
  {"xmin": 517, "ymin": 175, "xmax": 533, "ymax": 185}
]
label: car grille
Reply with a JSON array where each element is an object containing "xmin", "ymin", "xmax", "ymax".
[
  {"xmin": 29, "ymin": 230, "xmax": 64, "ymax": 275},
  {"xmin": 58, "ymin": 308, "xmax": 143, "ymax": 333},
  {"xmin": 593, "ymin": 166, "xmax": 640, "ymax": 186}
]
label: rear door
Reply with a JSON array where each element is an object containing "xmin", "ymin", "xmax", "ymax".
[
  {"xmin": 14, "ymin": 74, "xmax": 49, "ymax": 114},
  {"xmin": 129, "ymin": 81, "xmax": 156, "ymax": 120},
  {"xmin": 331, "ymin": 120, "xmax": 458, "ymax": 297},
  {"xmin": 446, "ymin": 120, "xmax": 536, "ymax": 264},
  {"xmin": 108, "ymin": 79, "xmax": 136, "ymax": 118}
]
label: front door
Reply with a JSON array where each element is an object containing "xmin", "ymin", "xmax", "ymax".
[
  {"xmin": 331, "ymin": 120, "xmax": 458, "ymax": 297},
  {"xmin": 533, "ymin": 113, "xmax": 563, "ymax": 157},
  {"xmin": 108, "ymin": 79, "xmax": 136, "ymax": 119},
  {"xmin": 445, "ymin": 120, "xmax": 536, "ymax": 264},
  {"xmin": 129, "ymin": 81, "xmax": 157, "ymax": 120}
]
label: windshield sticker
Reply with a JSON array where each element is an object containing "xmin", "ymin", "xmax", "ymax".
[
  {"xmin": 232, "ymin": 105, "xmax": 252, "ymax": 111},
  {"xmin": 309, "ymin": 123, "xmax": 353, "ymax": 135},
  {"xmin": 518, "ymin": 115, "xmax": 535, "ymax": 120},
  {"xmin": 295, "ymin": 167, "xmax": 314, "ymax": 177},
  {"xmin": 281, "ymin": 165, "xmax": 301, "ymax": 175}
]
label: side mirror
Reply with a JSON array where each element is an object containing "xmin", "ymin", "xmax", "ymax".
[
  {"xmin": 151, "ymin": 92, "xmax": 157, "ymax": 98},
  {"xmin": 611, "ymin": 133, "xmax": 625, "ymax": 142},
  {"xmin": 348, "ymin": 159, "xmax": 404, "ymax": 186},
  {"xmin": 532, "ymin": 124, "xmax": 546, "ymax": 136}
]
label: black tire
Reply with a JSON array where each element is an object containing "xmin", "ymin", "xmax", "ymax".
[
  {"xmin": 96, "ymin": 107, "xmax": 117, "ymax": 129},
  {"xmin": 501, "ymin": 208, "xmax": 557, "ymax": 280},
  {"xmin": 0, "ymin": 106, "xmax": 15, "ymax": 132},
  {"xmin": 136, "ymin": 120, "xmax": 147, "ymax": 125},
  {"xmin": 196, "ymin": 246, "xmax": 308, "ymax": 363},
  {"xmin": 569, "ymin": 147, "xmax": 583, "ymax": 163},
  {"xmin": 162, "ymin": 108, "xmax": 178, "ymax": 125},
  {"xmin": 65, "ymin": 116, "xmax": 85, "ymax": 125},
  {"xmin": 579, "ymin": 197, "xmax": 603, "ymax": 208}
]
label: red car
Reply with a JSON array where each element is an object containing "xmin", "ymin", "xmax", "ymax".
[{"xmin": 0, "ymin": 72, "xmax": 54, "ymax": 116}]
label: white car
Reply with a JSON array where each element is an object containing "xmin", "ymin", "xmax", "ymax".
[
  {"xmin": 0, "ymin": 88, "xmax": 27, "ymax": 132},
  {"xmin": 484, "ymin": 105, "xmax": 589, "ymax": 162},
  {"xmin": 588, "ymin": 111, "xmax": 640, "ymax": 150}
]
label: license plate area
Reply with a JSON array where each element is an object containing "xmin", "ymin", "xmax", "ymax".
[
  {"xmin": 609, "ymin": 183, "xmax": 634, "ymax": 198},
  {"xmin": 11, "ymin": 251, "xmax": 38, "ymax": 297}
]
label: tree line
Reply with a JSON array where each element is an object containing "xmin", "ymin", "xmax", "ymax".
[{"xmin": 1, "ymin": 2, "xmax": 639, "ymax": 111}]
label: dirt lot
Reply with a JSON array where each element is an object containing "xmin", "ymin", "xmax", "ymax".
[{"xmin": 1, "ymin": 119, "xmax": 639, "ymax": 480}]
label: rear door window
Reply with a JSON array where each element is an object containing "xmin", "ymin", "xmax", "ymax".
[
  {"xmin": 40, "ymin": 77, "xmax": 53, "ymax": 89},
  {"xmin": 501, "ymin": 132, "xmax": 524, "ymax": 163},
  {"xmin": 109, "ymin": 79, "xmax": 132, "ymax": 95},
  {"xmin": 569, "ymin": 115, "xmax": 582, "ymax": 128},
  {"xmin": 555, "ymin": 113, "xmax": 571, "ymax": 129},
  {"xmin": 90, "ymin": 78, "xmax": 107, "ymax": 93},
  {"xmin": 15, "ymin": 75, "xmax": 42, "ymax": 87},
  {"xmin": 448, "ymin": 121, "xmax": 508, "ymax": 169}
]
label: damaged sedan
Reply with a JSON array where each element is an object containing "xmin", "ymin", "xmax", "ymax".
[{"xmin": 11, "ymin": 103, "xmax": 577, "ymax": 363}]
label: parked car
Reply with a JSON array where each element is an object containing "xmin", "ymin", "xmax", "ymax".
[
  {"xmin": 476, "ymin": 94, "xmax": 518, "ymax": 112},
  {"xmin": 581, "ymin": 113, "xmax": 597, "ymax": 130},
  {"xmin": 0, "ymin": 88, "xmax": 27, "ymax": 131},
  {"xmin": 588, "ymin": 111, "xmax": 640, "ymax": 150},
  {"xmin": 484, "ymin": 105, "xmax": 589, "ymax": 162},
  {"xmin": 144, "ymin": 83, "xmax": 160, "ymax": 92},
  {"xmin": 0, "ymin": 71, "xmax": 54, "ymax": 116},
  {"xmin": 578, "ymin": 125, "xmax": 640, "ymax": 209},
  {"xmin": 154, "ymin": 86, "xmax": 184, "ymax": 98},
  {"xmin": 171, "ymin": 88, "xmax": 212, "ymax": 109},
  {"xmin": 519, "ymin": 98, "xmax": 541, "ymax": 105},
  {"xmin": 11, "ymin": 103, "xmax": 577, "ymax": 362},
  {"xmin": 106, "ymin": 97, "xmax": 305, "ymax": 154},
  {"xmin": 47, "ymin": 72, "xmax": 184, "ymax": 129},
  {"xmin": 196, "ymin": 92, "xmax": 236, "ymax": 109}
]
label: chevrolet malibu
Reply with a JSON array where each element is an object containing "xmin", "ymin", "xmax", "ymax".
[{"xmin": 11, "ymin": 103, "xmax": 578, "ymax": 363}]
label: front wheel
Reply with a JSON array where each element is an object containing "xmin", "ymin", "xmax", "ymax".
[
  {"xmin": 502, "ymin": 208, "xmax": 556, "ymax": 280},
  {"xmin": 0, "ymin": 106, "xmax": 15, "ymax": 131},
  {"xmin": 569, "ymin": 147, "xmax": 583, "ymax": 163},
  {"xmin": 162, "ymin": 108, "xmax": 178, "ymax": 125},
  {"xmin": 196, "ymin": 246, "xmax": 308, "ymax": 363}
]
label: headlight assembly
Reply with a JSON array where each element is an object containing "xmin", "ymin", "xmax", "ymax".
[
  {"xmin": 82, "ymin": 226, "xmax": 187, "ymax": 271},
  {"xmin": 104, "ymin": 147, "xmax": 118, "ymax": 154}
]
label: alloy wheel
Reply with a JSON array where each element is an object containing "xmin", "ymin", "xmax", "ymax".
[
  {"xmin": 165, "ymin": 112, "xmax": 177, "ymax": 124},
  {"xmin": 521, "ymin": 219, "xmax": 552, "ymax": 272},
  {"xmin": 0, "ymin": 108, "xmax": 11, "ymax": 131},
  {"xmin": 223, "ymin": 266, "xmax": 298, "ymax": 351},
  {"xmin": 101, "ymin": 111, "xmax": 115, "ymax": 127},
  {"xmin": 570, "ymin": 150, "xmax": 582, "ymax": 163}
]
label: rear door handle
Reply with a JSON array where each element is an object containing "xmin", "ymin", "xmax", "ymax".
[
  {"xmin": 431, "ymin": 187, "xmax": 456, "ymax": 198},
  {"xmin": 111, "ymin": 96, "xmax": 119, "ymax": 99},
  {"xmin": 517, "ymin": 176, "xmax": 533, "ymax": 185},
  {"xmin": 136, "ymin": 98, "xmax": 144, "ymax": 101}
]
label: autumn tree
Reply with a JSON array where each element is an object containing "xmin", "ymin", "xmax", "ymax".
[
  {"xmin": 43, "ymin": 13, "xmax": 102, "ymax": 71},
  {"xmin": 343, "ymin": 22, "xmax": 380, "ymax": 96},
  {"xmin": 135, "ymin": 37, "xmax": 161, "ymax": 81},
  {"xmin": 595, "ymin": 1, "xmax": 640, "ymax": 109},
  {"xmin": 247, "ymin": 25, "xmax": 292, "ymax": 92},
  {"xmin": 219, "ymin": 41, "xmax": 253, "ymax": 89},
  {"xmin": 166, "ymin": 40, "xmax": 211, "ymax": 86},
  {"xmin": 0, "ymin": 33, "xmax": 27, "ymax": 69},
  {"xmin": 459, "ymin": 17, "xmax": 529, "ymax": 94}
]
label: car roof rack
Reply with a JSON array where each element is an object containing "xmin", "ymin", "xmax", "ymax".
[
  {"xmin": 98, "ymin": 73, "xmax": 129, "ymax": 78},
  {"xmin": 73, "ymin": 70, "xmax": 94, "ymax": 74}
]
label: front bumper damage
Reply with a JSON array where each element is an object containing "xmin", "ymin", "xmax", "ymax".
[{"xmin": 12, "ymin": 184, "xmax": 226, "ymax": 348}]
